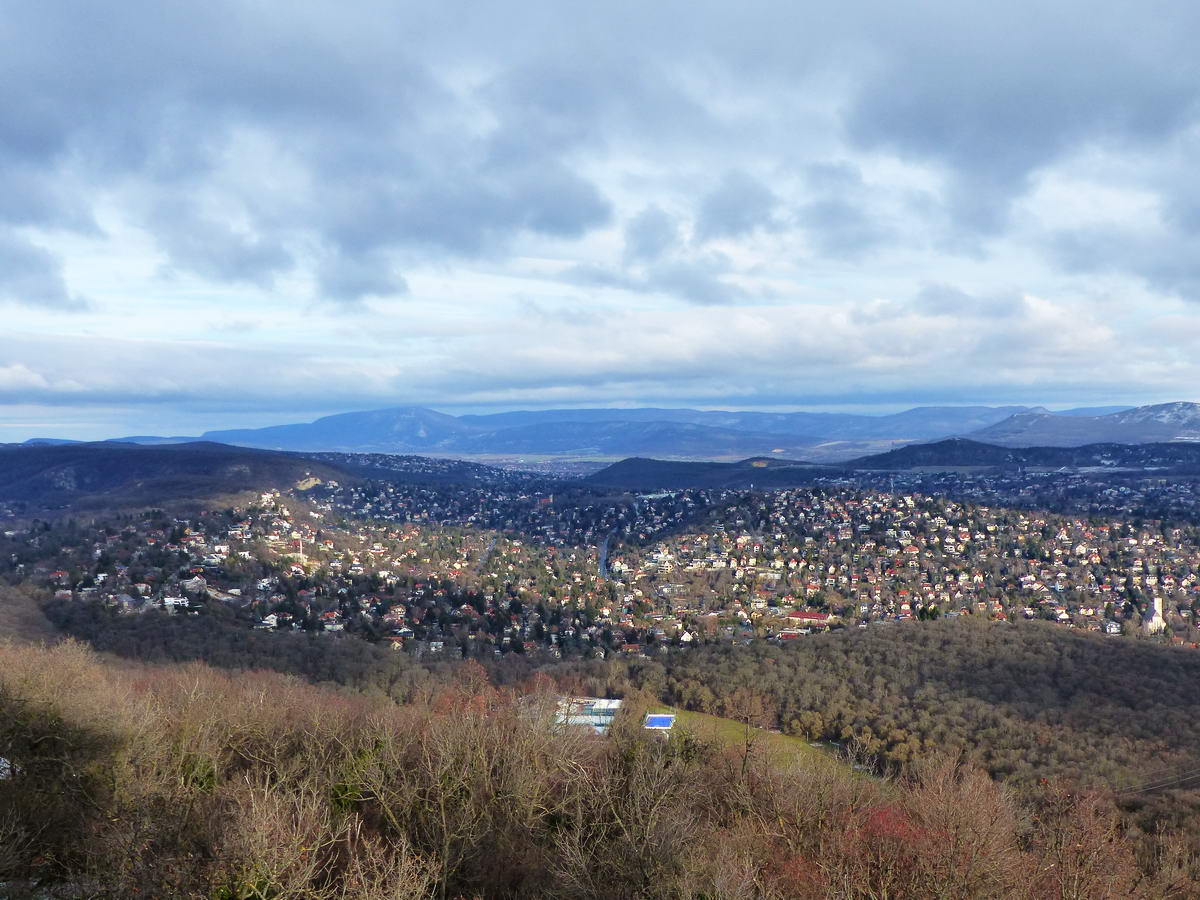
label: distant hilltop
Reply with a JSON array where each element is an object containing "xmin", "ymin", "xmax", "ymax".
[
  {"xmin": 22, "ymin": 401, "xmax": 1200, "ymax": 463},
  {"xmin": 968, "ymin": 402, "xmax": 1200, "ymax": 447},
  {"xmin": 0, "ymin": 441, "xmax": 347, "ymax": 510},
  {"xmin": 583, "ymin": 438, "xmax": 1200, "ymax": 490}
]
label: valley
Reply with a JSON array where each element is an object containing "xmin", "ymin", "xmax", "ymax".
[{"xmin": 8, "ymin": 434, "xmax": 1200, "ymax": 894}]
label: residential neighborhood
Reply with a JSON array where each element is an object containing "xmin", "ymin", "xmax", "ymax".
[{"xmin": 10, "ymin": 460, "xmax": 1200, "ymax": 661}]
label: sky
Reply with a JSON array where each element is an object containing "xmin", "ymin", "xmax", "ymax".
[{"xmin": 4, "ymin": 0, "xmax": 1200, "ymax": 441}]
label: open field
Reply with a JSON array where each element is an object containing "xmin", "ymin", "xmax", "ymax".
[{"xmin": 654, "ymin": 705, "xmax": 843, "ymax": 768}]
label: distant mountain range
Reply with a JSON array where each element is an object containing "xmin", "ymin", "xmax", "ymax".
[
  {"xmin": 455, "ymin": 405, "xmax": 1040, "ymax": 440},
  {"xmin": 22, "ymin": 401, "xmax": 1200, "ymax": 462},
  {"xmin": 969, "ymin": 402, "xmax": 1200, "ymax": 447}
]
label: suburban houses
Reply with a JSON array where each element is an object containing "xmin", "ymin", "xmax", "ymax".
[{"xmin": 10, "ymin": 459, "xmax": 1200, "ymax": 660}]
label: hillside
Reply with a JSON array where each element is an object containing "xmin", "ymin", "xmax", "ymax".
[
  {"xmin": 584, "ymin": 456, "xmax": 830, "ymax": 491},
  {"xmin": 584, "ymin": 438, "xmax": 1200, "ymax": 489},
  {"xmin": 0, "ymin": 583, "xmax": 59, "ymax": 643},
  {"xmin": 848, "ymin": 438, "xmax": 1200, "ymax": 471},
  {"xmin": 0, "ymin": 441, "xmax": 347, "ymax": 509},
  {"xmin": 2, "ymin": 639, "xmax": 1187, "ymax": 898},
  {"xmin": 456, "ymin": 420, "xmax": 816, "ymax": 458},
  {"xmin": 302, "ymin": 451, "xmax": 548, "ymax": 487},
  {"xmin": 647, "ymin": 618, "xmax": 1200, "ymax": 793}
]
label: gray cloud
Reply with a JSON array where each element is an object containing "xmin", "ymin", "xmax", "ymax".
[
  {"xmin": 0, "ymin": 165, "xmax": 97, "ymax": 233},
  {"xmin": 317, "ymin": 163, "xmax": 611, "ymax": 261},
  {"xmin": 792, "ymin": 163, "xmax": 891, "ymax": 259},
  {"xmin": 6, "ymin": 0, "xmax": 1199, "ymax": 285},
  {"xmin": 695, "ymin": 171, "xmax": 779, "ymax": 241},
  {"xmin": 1052, "ymin": 227, "xmax": 1200, "ymax": 301},
  {"xmin": 147, "ymin": 198, "xmax": 293, "ymax": 287},
  {"xmin": 646, "ymin": 259, "xmax": 746, "ymax": 305},
  {"xmin": 1157, "ymin": 148, "xmax": 1200, "ymax": 236},
  {"xmin": 623, "ymin": 205, "xmax": 679, "ymax": 264},
  {"xmin": 798, "ymin": 198, "xmax": 886, "ymax": 259},
  {"xmin": 563, "ymin": 253, "xmax": 746, "ymax": 305},
  {"xmin": 0, "ymin": 1, "xmax": 617, "ymax": 304},
  {"xmin": 912, "ymin": 283, "xmax": 1027, "ymax": 318},
  {"xmin": 0, "ymin": 231, "xmax": 87, "ymax": 311},
  {"xmin": 316, "ymin": 251, "xmax": 407, "ymax": 303},
  {"xmin": 843, "ymin": 3, "xmax": 1200, "ymax": 233},
  {"xmin": 562, "ymin": 265, "xmax": 629, "ymax": 290}
]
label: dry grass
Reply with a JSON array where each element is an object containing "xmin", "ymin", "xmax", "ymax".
[{"xmin": 654, "ymin": 704, "xmax": 842, "ymax": 768}]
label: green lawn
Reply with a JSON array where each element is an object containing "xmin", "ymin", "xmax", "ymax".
[{"xmin": 652, "ymin": 705, "xmax": 840, "ymax": 767}]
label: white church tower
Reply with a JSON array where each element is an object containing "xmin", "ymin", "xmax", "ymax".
[{"xmin": 1143, "ymin": 596, "xmax": 1167, "ymax": 634}]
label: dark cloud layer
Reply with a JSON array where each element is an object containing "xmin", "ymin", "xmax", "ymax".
[
  {"xmin": 5, "ymin": 0, "xmax": 1200, "ymax": 304},
  {"xmin": 147, "ymin": 198, "xmax": 294, "ymax": 287},
  {"xmin": 1053, "ymin": 227, "xmax": 1200, "ymax": 301},
  {"xmin": 843, "ymin": 3, "xmax": 1200, "ymax": 233}
]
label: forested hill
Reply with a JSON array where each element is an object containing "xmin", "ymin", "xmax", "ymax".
[
  {"xmin": 639, "ymin": 618, "xmax": 1200, "ymax": 793},
  {"xmin": 583, "ymin": 456, "xmax": 829, "ymax": 491},
  {"xmin": 0, "ymin": 441, "xmax": 348, "ymax": 509},
  {"xmin": 301, "ymin": 450, "xmax": 549, "ymax": 488},
  {"xmin": 847, "ymin": 438, "xmax": 1200, "ymax": 471},
  {"xmin": 584, "ymin": 439, "xmax": 1200, "ymax": 490}
]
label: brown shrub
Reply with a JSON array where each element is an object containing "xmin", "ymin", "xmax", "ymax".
[{"xmin": 0, "ymin": 640, "xmax": 1196, "ymax": 900}]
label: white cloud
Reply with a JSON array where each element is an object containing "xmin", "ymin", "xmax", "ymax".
[{"xmin": 0, "ymin": 363, "xmax": 50, "ymax": 391}]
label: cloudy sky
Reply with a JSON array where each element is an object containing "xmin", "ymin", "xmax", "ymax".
[{"xmin": 4, "ymin": 0, "xmax": 1200, "ymax": 440}]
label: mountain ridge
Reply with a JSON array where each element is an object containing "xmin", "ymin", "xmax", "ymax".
[
  {"xmin": 965, "ymin": 401, "xmax": 1200, "ymax": 447},
  {"xmin": 31, "ymin": 402, "xmax": 1200, "ymax": 462}
]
